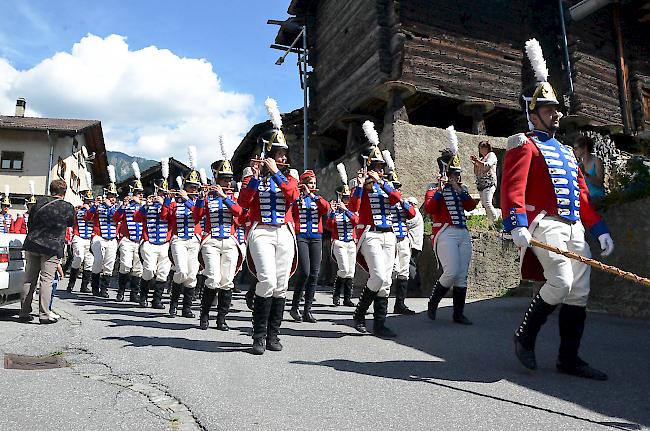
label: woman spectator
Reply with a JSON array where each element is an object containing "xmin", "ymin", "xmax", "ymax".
[
  {"xmin": 574, "ymin": 135, "xmax": 605, "ymax": 201},
  {"xmin": 470, "ymin": 141, "xmax": 500, "ymax": 224}
]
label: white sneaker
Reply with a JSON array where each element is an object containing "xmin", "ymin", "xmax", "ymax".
[{"xmin": 49, "ymin": 311, "xmax": 60, "ymax": 320}]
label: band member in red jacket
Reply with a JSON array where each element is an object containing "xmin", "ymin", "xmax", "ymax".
[
  {"xmin": 113, "ymin": 166, "xmax": 145, "ymax": 302},
  {"xmin": 66, "ymin": 189, "xmax": 95, "ymax": 293},
  {"xmin": 424, "ymin": 126, "xmax": 477, "ymax": 325},
  {"xmin": 348, "ymin": 121, "xmax": 413, "ymax": 338},
  {"xmin": 289, "ymin": 170, "xmax": 330, "ymax": 323},
  {"xmin": 167, "ymin": 149, "xmax": 203, "ymax": 318},
  {"xmin": 84, "ymin": 166, "xmax": 119, "ymax": 298},
  {"xmin": 238, "ymin": 98, "xmax": 299, "ymax": 355},
  {"xmin": 326, "ymin": 165, "xmax": 359, "ymax": 307},
  {"xmin": 0, "ymin": 188, "xmax": 14, "ymax": 234},
  {"xmin": 503, "ymin": 39, "xmax": 614, "ymax": 380}
]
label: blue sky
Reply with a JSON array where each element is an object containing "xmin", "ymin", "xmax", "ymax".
[{"xmin": 0, "ymin": 0, "xmax": 304, "ymax": 164}]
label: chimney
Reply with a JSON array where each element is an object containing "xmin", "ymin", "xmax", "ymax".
[{"xmin": 15, "ymin": 98, "xmax": 26, "ymax": 117}]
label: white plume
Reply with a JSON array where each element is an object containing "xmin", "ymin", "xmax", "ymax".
[
  {"xmin": 525, "ymin": 38, "xmax": 548, "ymax": 83},
  {"xmin": 4, "ymin": 185, "xmax": 9, "ymax": 195},
  {"xmin": 199, "ymin": 168, "xmax": 208, "ymax": 185},
  {"xmin": 29, "ymin": 180, "xmax": 35, "ymax": 196},
  {"xmin": 161, "ymin": 157, "xmax": 169, "ymax": 179},
  {"xmin": 131, "ymin": 161, "xmax": 141, "ymax": 180},
  {"xmin": 218, "ymin": 135, "xmax": 227, "ymax": 159},
  {"xmin": 85, "ymin": 171, "xmax": 92, "ymax": 188},
  {"xmin": 187, "ymin": 146, "xmax": 197, "ymax": 169},
  {"xmin": 446, "ymin": 125, "xmax": 459, "ymax": 155},
  {"xmin": 265, "ymin": 97, "xmax": 282, "ymax": 129},
  {"xmin": 336, "ymin": 163, "xmax": 348, "ymax": 185},
  {"xmin": 107, "ymin": 165, "xmax": 116, "ymax": 183},
  {"xmin": 362, "ymin": 120, "xmax": 379, "ymax": 146},
  {"xmin": 382, "ymin": 150, "xmax": 395, "ymax": 171},
  {"xmin": 176, "ymin": 176, "xmax": 183, "ymax": 189}
]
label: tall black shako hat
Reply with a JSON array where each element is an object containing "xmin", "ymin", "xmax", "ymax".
[
  {"xmin": 211, "ymin": 135, "xmax": 234, "ymax": 180},
  {"xmin": 256, "ymin": 98, "xmax": 288, "ymax": 159}
]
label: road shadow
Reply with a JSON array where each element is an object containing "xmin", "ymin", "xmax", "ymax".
[
  {"xmin": 291, "ymin": 297, "xmax": 650, "ymax": 429},
  {"xmin": 105, "ymin": 335, "xmax": 249, "ymax": 353}
]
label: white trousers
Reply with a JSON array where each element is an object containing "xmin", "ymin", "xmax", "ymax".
[
  {"xmin": 393, "ymin": 237, "xmax": 411, "ymax": 280},
  {"xmin": 332, "ymin": 239, "xmax": 356, "ymax": 278},
  {"xmin": 140, "ymin": 241, "xmax": 171, "ymax": 282},
  {"xmin": 118, "ymin": 237, "xmax": 143, "ymax": 277},
  {"xmin": 359, "ymin": 231, "xmax": 396, "ymax": 297},
  {"xmin": 436, "ymin": 227, "xmax": 472, "ymax": 288},
  {"xmin": 479, "ymin": 185, "xmax": 500, "ymax": 224},
  {"xmin": 531, "ymin": 216, "xmax": 591, "ymax": 307},
  {"xmin": 71, "ymin": 236, "xmax": 94, "ymax": 271},
  {"xmin": 201, "ymin": 237, "xmax": 239, "ymax": 291},
  {"xmin": 91, "ymin": 236, "xmax": 118, "ymax": 276},
  {"xmin": 248, "ymin": 225, "xmax": 294, "ymax": 298},
  {"xmin": 171, "ymin": 236, "xmax": 202, "ymax": 287}
]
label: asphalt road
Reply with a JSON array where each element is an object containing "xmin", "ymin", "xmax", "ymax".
[{"xmin": 1, "ymin": 282, "xmax": 649, "ymax": 431}]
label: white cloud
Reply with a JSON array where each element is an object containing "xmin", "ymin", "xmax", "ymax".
[{"xmin": 0, "ymin": 33, "xmax": 255, "ymax": 171}]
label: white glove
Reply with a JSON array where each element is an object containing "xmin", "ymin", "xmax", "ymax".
[
  {"xmin": 598, "ymin": 233, "xmax": 614, "ymax": 257},
  {"xmin": 511, "ymin": 227, "xmax": 532, "ymax": 248}
]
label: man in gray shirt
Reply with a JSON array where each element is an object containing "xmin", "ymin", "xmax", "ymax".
[{"xmin": 19, "ymin": 179, "xmax": 75, "ymax": 324}]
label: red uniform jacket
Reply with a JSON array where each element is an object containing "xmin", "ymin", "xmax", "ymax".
[
  {"xmin": 133, "ymin": 201, "xmax": 172, "ymax": 243},
  {"xmin": 291, "ymin": 194, "xmax": 331, "ymax": 237},
  {"xmin": 238, "ymin": 170, "xmax": 299, "ymax": 226},
  {"xmin": 347, "ymin": 181, "xmax": 403, "ymax": 228},
  {"xmin": 196, "ymin": 193, "xmax": 243, "ymax": 239},
  {"xmin": 424, "ymin": 186, "xmax": 477, "ymax": 224},
  {"xmin": 325, "ymin": 209, "xmax": 360, "ymax": 241},
  {"xmin": 13, "ymin": 215, "xmax": 27, "ymax": 234},
  {"xmin": 165, "ymin": 198, "xmax": 202, "ymax": 237}
]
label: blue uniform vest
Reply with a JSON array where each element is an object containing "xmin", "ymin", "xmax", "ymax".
[
  {"xmin": 442, "ymin": 187, "xmax": 467, "ymax": 228},
  {"xmin": 76, "ymin": 208, "xmax": 94, "ymax": 240},
  {"xmin": 368, "ymin": 183, "xmax": 392, "ymax": 229},
  {"xmin": 121, "ymin": 203, "xmax": 142, "ymax": 241},
  {"xmin": 175, "ymin": 199, "xmax": 195, "ymax": 239},
  {"xmin": 0, "ymin": 213, "xmax": 12, "ymax": 233},
  {"xmin": 333, "ymin": 210, "xmax": 354, "ymax": 242},
  {"xmin": 391, "ymin": 203, "xmax": 408, "ymax": 238},
  {"xmin": 207, "ymin": 196, "xmax": 234, "ymax": 239},
  {"xmin": 145, "ymin": 203, "xmax": 169, "ymax": 245},
  {"xmin": 531, "ymin": 132, "xmax": 581, "ymax": 222},
  {"xmin": 235, "ymin": 226, "xmax": 245, "ymax": 244},
  {"xmin": 96, "ymin": 204, "xmax": 117, "ymax": 240},
  {"xmin": 297, "ymin": 196, "xmax": 321, "ymax": 238},
  {"xmin": 257, "ymin": 176, "xmax": 287, "ymax": 225}
]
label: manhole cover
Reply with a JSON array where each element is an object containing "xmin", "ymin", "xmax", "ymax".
[{"xmin": 4, "ymin": 353, "xmax": 66, "ymax": 370}]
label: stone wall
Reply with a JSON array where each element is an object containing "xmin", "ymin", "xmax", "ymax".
[{"xmin": 587, "ymin": 197, "xmax": 650, "ymax": 319}]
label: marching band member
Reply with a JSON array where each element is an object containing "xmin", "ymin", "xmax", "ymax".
[
  {"xmin": 424, "ymin": 126, "xmax": 477, "ymax": 325},
  {"xmin": 239, "ymin": 98, "xmax": 299, "ymax": 355},
  {"xmin": 349, "ymin": 121, "xmax": 413, "ymax": 338},
  {"xmin": 13, "ymin": 181, "xmax": 37, "ymax": 234},
  {"xmin": 504, "ymin": 39, "xmax": 613, "ymax": 380},
  {"xmin": 66, "ymin": 184, "xmax": 95, "ymax": 293},
  {"xmin": 134, "ymin": 158, "xmax": 173, "ymax": 309},
  {"xmin": 326, "ymin": 163, "xmax": 358, "ymax": 307},
  {"xmin": 1, "ymin": 186, "xmax": 14, "ymax": 233},
  {"xmin": 383, "ymin": 150, "xmax": 417, "ymax": 315},
  {"xmin": 167, "ymin": 148, "xmax": 203, "ymax": 319},
  {"xmin": 232, "ymin": 181, "xmax": 248, "ymax": 295},
  {"xmin": 289, "ymin": 170, "xmax": 330, "ymax": 323},
  {"xmin": 112, "ymin": 163, "xmax": 145, "ymax": 303},
  {"xmin": 85, "ymin": 166, "xmax": 119, "ymax": 298},
  {"xmin": 194, "ymin": 167, "xmax": 210, "ymax": 304},
  {"xmin": 196, "ymin": 145, "xmax": 243, "ymax": 330}
]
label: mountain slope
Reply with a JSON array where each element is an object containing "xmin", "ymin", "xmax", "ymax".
[{"xmin": 106, "ymin": 151, "xmax": 157, "ymax": 182}]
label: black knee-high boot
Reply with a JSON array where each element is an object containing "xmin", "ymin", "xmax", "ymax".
[
  {"xmin": 556, "ymin": 304, "xmax": 607, "ymax": 380},
  {"xmin": 129, "ymin": 276, "xmax": 141, "ymax": 302},
  {"xmin": 332, "ymin": 277, "xmax": 342, "ymax": 306},
  {"xmin": 215, "ymin": 289, "xmax": 233, "ymax": 331},
  {"xmin": 168, "ymin": 282, "xmax": 182, "ymax": 317},
  {"xmin": 66, "ymin": 268, "xmax": 79, "ymax": 292},
  {"xmin": 266, "ymin": 297, "xmax": 286, "ymax": 352},
  {"xmin": 290, "ymin": 284, "xmax": 303, "ymax": 322},
  {"xmin": 245, "ymin": 286, "xmax": 255, "ymax": 311},
  {"xmin": 181, "ymin": 287, "xmax": 195, "ymax": 318},
  {"xmin": 151, "ymin": 280, "xmax": 166, "ymax": 309},
  {"xmin": 80, "ymin": 270, "xmax": 92, "ymax": 293},
  {"xmin": 353, "ymin": 287, "xmax": 377, "ymax": 333},
  {"xmin": 303, "ymin": 279, "xmax": 317, "ymax": 323},
  {"xmin": 116, "ymin": 272, "xmax": 129, "ymax": 302},
  {"xmin": 199, "ymin": 288, "xmax": 217, "ymax": 330},
  {"xmin": 452, "ymin": 286, "xmax": 472, "ymax": 325},
  {"xmin": 427, "ymin": 281, "xmax": 450, "ymax": 320},
  {"xmin": 514, "ymin": 293, "xmax": 557, "ymax": 370},
  {"xmin": 393, "ymin": 278, "xmax": 415, "ymax": 315},
  {"xmin": 91, "ymin": 272, "xmax": 101, "ymax": 296},
  {"xmin": 99, "ymin": 275, "xmax": 110, "ymax": 298},
  {"xmin": 139, "ymin": 279, "xmax": 152, "ymax": 308},
  {"xmin": 251, "ymin": 296, "xmax": 272, "ymax": 355},
  {"xmin": 342, "ymin": 278, "xmax": 355, "ymax": 307},
  {"xmin": 373, "ymin": 296, "xmax": 397, "ymax": 338}
]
